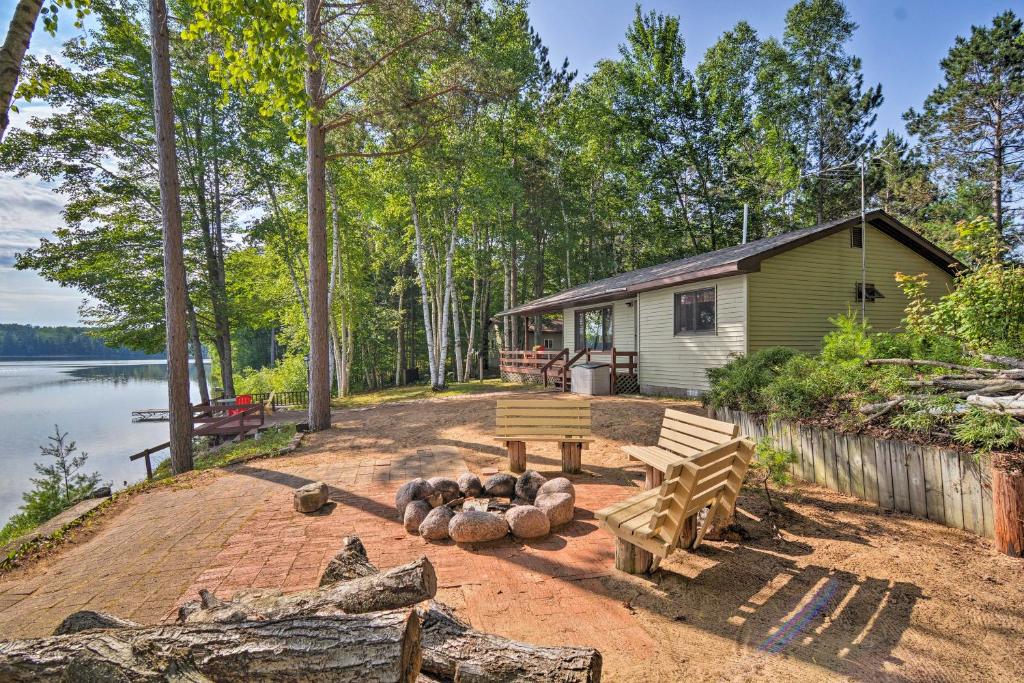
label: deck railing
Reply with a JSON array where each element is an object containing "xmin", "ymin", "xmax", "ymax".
[
  {"xmin": 248, "ymin": 390, "xmax": 308, "ymax": 409},
  {"xmin": 498, "ymin": 347, "xmax": 638, "ymax": 394},
  {"xmin": 129, "ymin": 401, "xmax": 266, "ymax": 479}
]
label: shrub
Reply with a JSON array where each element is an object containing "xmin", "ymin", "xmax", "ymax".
[
  {"xmin": 820, "ymin": 312, "xmax": 873, "ymax": 362},
  {"xmin": 751, "ymin": 436, "xmax": 798, "ymax": 514},
  {"xmin": 762, "ymin": 355, "xmax": 869, "ymax": 419},
  {"xmin": 235, "ymin": 353, "xmax": 308, "ymax": 394},
  {"xmin": 953, "ymin": 408, "xmax": 1022, "ymax": 452},
  {"xmin": 703, "ymin": 347, "xmax": 801, "ymax": 414}
]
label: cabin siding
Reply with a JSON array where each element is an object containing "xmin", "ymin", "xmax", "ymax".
[
  {"xmin": 561, "ymin": 298, "xmax": 636, "ymax": 353},
  {"xmin": 637, "ymin": 275, "xmax": 747, "ymax": 394},
  {"xmin": 747, "ymin": 225, "xmax": 955, "ymax": 354}
]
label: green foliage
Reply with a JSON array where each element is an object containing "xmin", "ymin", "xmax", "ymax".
[
  {"xmin": 0, "ymin": 323, "xmax": 163, "ymax": 360},
  {"xmin": 704, "ymin": 347, "xmax": 801, "ymax": 414},
  {"xmin": 235, "ymin": 353, "xmax": 309, "ymax": 394},
  {"xmin": 762, "ymin": 355, "xmax": 869, "ymax": 419},
  {"xmin": 954, "ymin": 408, "xmax": 1022, "ymax": 452},
  {"xmin": 820, "ymin": 311, "xmax": 872, "ymax": 362},
  {"xmin": 153, "ymin": 425, "xmax": 297, "ymax": 479},
  {"xmin": 754, "ymin": 436, "xmax": 797, "ymax": 486},
  {"xmin": 0, "ymin": 426, "xmax": 102, "ymax": 546}
]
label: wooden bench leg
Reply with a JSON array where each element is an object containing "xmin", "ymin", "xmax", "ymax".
[
  {"xmin": 644, "ymin": 465, "xmax": 663, "ymax": 490},
  {"xmin": 560, "ymin": 442, "xmax": 582, "ymax": 473},
  {"xmin": 677, "ymin": 514, "xmax": 698, "ymax": 550},
  {"xmin": 614, "ymin": 538, "xmax": 653, "ymax": 574},
  {"xmin": 507, "ymin": 441, "xmax": 526, "ymax": 473}
]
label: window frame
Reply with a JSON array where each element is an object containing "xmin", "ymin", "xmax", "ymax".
[
  {"xmin": 673, "ymin": 286, "xmax": 718, "ymax": 336},
  {"xmin": 573, "ymin": 305, "xmax": 613, "ymax": 351},
  {"xmin": 855, "ymin": 282, "xmax": 884, "ymax": 303}
]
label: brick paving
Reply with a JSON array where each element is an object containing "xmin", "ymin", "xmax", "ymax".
[{"xmin": 0, "ymin": 439, "xmax": 653, "ymax": 672}]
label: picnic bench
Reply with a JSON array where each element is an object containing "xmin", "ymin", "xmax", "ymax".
[
  {"xmin": 623, "ymin": 408, "xmax": 740, "ymax": 489},
  {"xmin": 495, "ymin": 399, "xmax": 593, "ymax": 474},
  {"xmin": 596, "ymin": 436, "xmax": 755, "ymax": 573}
]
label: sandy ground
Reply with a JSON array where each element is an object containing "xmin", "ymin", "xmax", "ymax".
[{"xmin": 2, "ymin": 391, "xmax": 1022, "ymax": 681}]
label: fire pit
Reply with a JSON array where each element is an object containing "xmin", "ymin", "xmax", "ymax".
[{"xmin": 395, "ymin": 471, "xmax": 576, "ymax": 543}]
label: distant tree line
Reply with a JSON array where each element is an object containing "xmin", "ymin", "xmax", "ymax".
[{"xmin": 0, "ymin": 323, "xmax": 166, "ymax": 359}]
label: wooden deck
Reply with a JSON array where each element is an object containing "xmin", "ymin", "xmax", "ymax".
[{"xmin": 498, "ymin": 348, "xmax": 638, "ymax": 394}]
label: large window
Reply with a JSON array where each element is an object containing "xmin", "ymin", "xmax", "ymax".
[
  {"xmin": 674, "ymin": 287, "xmax": 716, "ymax": 334},
  {"xmin": 574, "ymin": 306, "xmax": 613, "ymax": 350}
]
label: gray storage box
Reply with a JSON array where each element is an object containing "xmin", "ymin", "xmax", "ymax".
[{"xmin": 571, "ymin": 362, "xmax": 610, "ymax": 396}]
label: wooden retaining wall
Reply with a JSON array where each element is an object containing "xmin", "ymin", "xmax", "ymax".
[{"xmin": 712, "ymin": 407, "xmax": 994, "ymax": 539}]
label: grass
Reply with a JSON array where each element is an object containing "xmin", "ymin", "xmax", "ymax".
[
  {"xmin": 153, "ymin": 425, "xmax": 298, "ymax": 479},
  {"xmin": 331, "ymin": 378, "xmax": 524, "ymax": 409}
]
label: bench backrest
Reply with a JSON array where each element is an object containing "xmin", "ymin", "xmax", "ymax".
[
  {"xmin": 648, "ymin": 437, "xmax": 755, "ymax": 547},
  {"xmin": 658, "ymin": 408, "xmax": 739, "ymax": 458},
  {"xmin": 496, "ymin": 399, "xmax": 591, "ymax": 439}
]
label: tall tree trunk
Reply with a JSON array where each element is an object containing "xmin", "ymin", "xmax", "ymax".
[
  {"xmin": 186, "ymin": 297, "xmax": 210, "ymax": 405},
  {"xmin": 149, "ymin": 0, "xmax": 192, "ymax": 474},
  {"xmin": 0, "ymin": 0, "xmax": 41, "ymax": 142},
  {"xmin": 395, "ymin": 276, "xmax": 405, "ymax": 386},
  {"xmin": 210, "ymin": 115, "xmax": 234, "ymax": 397},
  {"xmin": 328, "ymin": 175, "xmax": 344, "ymax": 398},
  {"xmin": 305, "ymin": 0, "xmax": 330, "ymax": 431},
  {"xmin": 410, "ymin": 191, "xmax": 438, "ymax": 386},
  {"xmin": 437, "ymin": 216, "xmax": 457, "ymax": 389},
  {"xmin": 993, "ymin": 120, "xmax": 1003, "ymax": 236}
]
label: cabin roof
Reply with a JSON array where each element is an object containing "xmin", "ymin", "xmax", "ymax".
[{"xmin": 497, "ymin": 210, "xmax": 960, "ymax": 317}]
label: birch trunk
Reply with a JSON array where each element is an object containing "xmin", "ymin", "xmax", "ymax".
[
  {"xmin": 328, "ymin": 176, "xmax": 343, "ymax": 398},
  {"xmin": 410, "ymin": 191, "xmax": 438, "ymax": 386},
  {"xmin": 436, "ymin": 216, "xmax": 458, "ymax": 389},
  {"xmin": 304, "ymin": 0, "xmax": 331, "ymax": 431},
  {"xmin": 149, "ymin": 0, "xmax": 193, "ymax": 474}
]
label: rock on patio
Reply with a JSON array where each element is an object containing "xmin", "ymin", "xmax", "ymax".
[{"xmin": 1, "ymin": 394, "xmax": 1023, "ymax": 682}]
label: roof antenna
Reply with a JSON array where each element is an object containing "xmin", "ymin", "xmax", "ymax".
[{"xmin": 742, "ymin": 203, "xmax": 749, "ymax": 244}]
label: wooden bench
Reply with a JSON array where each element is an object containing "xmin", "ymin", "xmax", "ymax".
[
  {"xmin": 622, "ymin": 408, "xmax": 740, "ymax": 489},
  {"xmin": 596, "ymin": 437, "xmax": 755, "ymax": 573},
  {"xmin": 495, "ymin": 399, "xmax": 593, "ymax": 474}
]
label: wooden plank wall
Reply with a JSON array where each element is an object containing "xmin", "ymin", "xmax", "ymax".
[{"xmin": 713, "ymin": 407, "xmax": 994, "ymax": 539}]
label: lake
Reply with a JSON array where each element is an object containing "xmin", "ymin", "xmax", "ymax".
[{"xmin": 0, "ymin": 360, "xmax": 206, "ymax": 526}]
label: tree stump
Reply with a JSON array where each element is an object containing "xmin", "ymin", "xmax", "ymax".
[
  {"xmin": 993, "ymin": 465, "xmax": 1024, "ymax": 557},
  {"xmin": 643, "ymin": 466, "xmax": 663, "ymax": 490},
  {"xmin": 614, "ymin": 538, "xmax": 652, "ymax": 574},
  {"xmin": 560, "ymin": 442, "xmax": 582, "ymax": 474},
  {"xmin": 507, "ymin": 441, "xmax": 527, "ymax": 473}
]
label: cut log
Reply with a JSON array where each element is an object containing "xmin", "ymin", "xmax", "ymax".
[
  {"xmin": 180, "ymin": 556, "xmax": 437, "ymax": 623},
  {"xmin": 321, "ymin": 535, "xmax": 378, "ymax": 585},
  {"xmin": 560, "ymin": 442, "xmax": 582, "ymax": 473},
  {"xmin": 417, "ymin": 602, "xmax": 602, "ymax": 683},
  {"xmin": 0, "ymin": 610, "xmax": 422, "ymax": 682},
  {"xmin": 865, "ymin": 358, "xmax": 1002, "ymax": 374},
  {"xmin": 993, "ymin": 464, "xmax": 1024, "ymax": 557},
  {"xmin": 52, "ymin": 611, "xmax": 139, "ymax": 635},
  {"xmin": 967, "ymin": 394, "xmax": 1024, "ymax": 412},
  {"xmin": 614, "ymin": 538, "xmax": 652, "ymax": 574},
  {"xmin": 507, "ymin": 440, "xmax": 526, "ymax": 473}
]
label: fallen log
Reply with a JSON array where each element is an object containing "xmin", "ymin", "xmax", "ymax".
[
  {"xmin": 320, "ymin": 535, "xmax": 378, "ymax": 585},
  {"xmin": 417, "ymin": 601, "xmax": 602, "ymax": 683},
  {"xmin": 179, "ymin": 537, "xmax": 603, "ymax": 682},
  {"xmin": 983, "ymin": 354, "xmax": 1024, "ymax": 370},
  {"xmin": 864, "ymin": 358, "xmax": 1002, "ymax": 374},
  {"xmin": 179, "ymin": 556, "xmax": 437, "ymax": 623},
  {"xmin": 966, "ymin": 394, "xmax": 1024, "ymax": 413},
  {"xmin": 0, "ymin": 610, "xmax": 422, "ymax": 682}
]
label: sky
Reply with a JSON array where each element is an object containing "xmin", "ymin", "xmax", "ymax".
[{"xmin": 0, "ymin": 0, "xmax": 1019, "ymax": 326}]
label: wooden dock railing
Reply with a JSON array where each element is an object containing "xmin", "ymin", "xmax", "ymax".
[{"xmin": 129, "ymin": 401, "xmax": 265, "ymax": 479}]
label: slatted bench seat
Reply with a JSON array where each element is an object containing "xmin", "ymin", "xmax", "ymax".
[
  {"xmin": 597, "ymin": 437, "xmax": 755, "ymax": 573},
  {"xmin": 622, "ymin": 408, "xmax": 740, "ymax": 489},
  {"xmin": 494, "ymin": 399, "xmax": 593, "ymax": 474}
]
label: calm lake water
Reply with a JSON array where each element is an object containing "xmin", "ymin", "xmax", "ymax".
[{"xmin": 0, "ymin": 360, "xmax": 205, "ymax": 526}]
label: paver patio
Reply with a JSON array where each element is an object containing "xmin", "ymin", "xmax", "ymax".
[{"xmin": 1, "ymin": 395, "xmax": 1022, "ymax": 682}]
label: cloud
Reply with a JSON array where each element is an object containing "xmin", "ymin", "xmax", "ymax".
[{"xmin": 0, "ymin": 176, "xmax": 66, "ymax": 265}]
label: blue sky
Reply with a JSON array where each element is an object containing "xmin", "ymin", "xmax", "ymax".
[{"xmin": 0, "ymin": 0, "xmax": 1018, "ymax": 326}]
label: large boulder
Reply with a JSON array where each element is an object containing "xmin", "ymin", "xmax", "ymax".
[
  {"xmin": 535, "ymin": 492, "xmax": 574, "ymax": 528},
  {"xmin": 457, "ymin": 473, "xmax": 484, "ymax": 498},
  {"xmin": 483, "ymin": 473, "xmax": 516, "ymax": 499},
  {"xmin": 395, "ymin": 478, "xmax": 434, "ymax": 516},
  {"xmin": 419, "ymin": 506, "xmax": 455, "ymax": 541},
  {"xmin": 428, "ymin": 477, "xmax": 461, "ymax": 504},
  {"xmin": 293, "ymin": 481, "xmax": 329, "ymax": 513},
  {"xmin": 514, "ymin": 470, "xmax": 547, "ymax": 503},
  {"xmin": 448, "ymin": 510, "xmax": 509, "ymax": 543},
  {"xmin": 537, "ymin": 477, "xmax": 575, "ymax": 504},
  {"xmin": 506, "ymin": 505, "xmax": 550, "ymax": 539},
  {"xmin": 403, "ymin": 500, "xmax": 432, "ymax": 533}
]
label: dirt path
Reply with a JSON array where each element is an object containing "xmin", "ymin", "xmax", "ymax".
[{"xmin": 1, "ymin": 394, "xmax": 1021, "ymax": 681}]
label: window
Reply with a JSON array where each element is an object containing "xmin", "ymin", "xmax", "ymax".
[
  {"xmin": 543, "ymin": 338, "xmax": 553, "ymax": 349},
  {"xmin": 574, "ymin": 306, "xmax": 613, "ymax": 350},
  {"xmin": 850, "ymin": 225, "xmax": 863, "ymax": 248},
  {"xmin": 855, "ymin": 283, "xmax": 884, "ymax": 302},
  {"xmin": 674, "ymin": 287, "xmax": 716, "ymax": 334}
]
